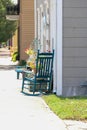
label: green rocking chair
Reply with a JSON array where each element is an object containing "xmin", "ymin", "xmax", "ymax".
[{"xmin": 21, "ymin": 50, "xmax": 54, "ymax": 95}]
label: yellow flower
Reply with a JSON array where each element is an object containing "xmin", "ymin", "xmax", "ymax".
[
  {"xmin": 25, "ymin": 48, "xmax": 35, "ymax": 55},
  {"xmin": 25, "ymin": 48, "xmax": 36, "ymax": 70},
  {"xmin": 27, "ymin": 61, "xmax": 36, "ymax": 69}
]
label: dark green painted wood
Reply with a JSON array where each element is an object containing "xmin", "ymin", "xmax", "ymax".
[{"xmin": 22, "ymin": 50, "xmax": 54, "ymax": 95}]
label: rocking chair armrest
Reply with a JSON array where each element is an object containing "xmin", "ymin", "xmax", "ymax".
[
  {"xmin": 23, "ymin": 70, "xmax": 34, "ymax": 74},
  {"xmin": 22, "ymin": 70, "xmax": 35, "ymax": 79},
  {"xmin": 16, "ymin": 65, "xmax": 26, "ymax": 69}
]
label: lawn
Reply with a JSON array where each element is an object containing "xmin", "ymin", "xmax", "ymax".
[{"xmin": 42, "ymin": 94, "xmax": 87, "ymax": 121}]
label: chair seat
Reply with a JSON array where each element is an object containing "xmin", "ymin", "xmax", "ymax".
[
  {"xmin": 25, "ymin": 76, "xmax": 50, "ymax": 82},
  {"xmin": 15, "ymin": 68, "xmax": 24, "ymax": 73}
]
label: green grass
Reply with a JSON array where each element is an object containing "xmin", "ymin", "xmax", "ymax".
[{"xmin": 42, "ymin": 94, "xmax": 87, "ymax": 121}]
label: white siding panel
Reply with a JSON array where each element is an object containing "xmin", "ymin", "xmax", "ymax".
[
  {"xmin": 64, "ymin": 18, "xmax": 87, "ymax": 28},
  {"xmin": 64, "ymin": 38, "xmax": 87, "ymax": 47},
  {"xmin": 63, "ymin": 0, "xmax": 87, "ymax": 96},
  {"xmin": 64, "ymin": 57, "xmax": 87, "ymax": 68},
  {"xmin": 64, "ymin": 8, "xmax": 87, "ymax": 18},
  {"xmin": 64, "ymin": 0, "xmax": 87, "ymax": 7},
  {"xmin": 64, "ymin": 48, "xmax": 87, "ymax": 57},
  {"xmin": 64, "ymin": 28, "xmax": 87, "ymax": 37},
  {"xmin": 63, "ymin": 78, "xmax": 86, "ymax": 87},
  {"xmin": 64, "ymin": 68, "xmax": 87, "ymax": 78}
]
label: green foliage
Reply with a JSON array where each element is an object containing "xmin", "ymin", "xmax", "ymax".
[
  {"xmin": 18, "ymin": 60, "xmax": 26, "ymax": 66},
  {"xmin": 0, "ymin": 0, "xmax": 17, "ymax": 42},
  {"xmin": 42, "ymin": 94, "xmax": 87, "ymax": 121},
  {"xmin": 11, "ymin": 51, "xmax": 19, "ymax": 62}
]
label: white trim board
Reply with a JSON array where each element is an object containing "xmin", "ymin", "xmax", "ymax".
[
  {"xmin": 34, "ymin": 0, "xmax": 36, "ymax": 38},
  {"xmin": 56, "ymin": 0, "xmax": 63, "ymax": 95}
]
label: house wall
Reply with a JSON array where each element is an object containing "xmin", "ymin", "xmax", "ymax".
[
  {"xmin": 36, "ymin": 0, "xmax": 43, "ymax": 7},
  {"xmin": 10, "ymin": 29, "xmax": 18, "ymax": 56},
  {"xmin": 36, "ymin": 0, "xmax": 50, "ymax": 8},
  {"xmin": 63, "ymin": 0, "xmax": 87, "ymax": 96},
  {"xmin": 35, "ymin": 0, "xmax": 63, "ymax": 94},
  {"xmin": 35, "ymin": 0, "xmax": 50, "ymax": 52},
  {"xmin": 20, "ymin": 0, "xmax": 34, "ymax": 60},
  {"xmin": 12, "ymin": 29, "xmax": 18, "ymax": 51}
]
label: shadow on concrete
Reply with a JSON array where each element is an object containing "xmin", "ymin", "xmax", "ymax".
[
  {"xmin": 21, "ymin": 90, "xmax": 41, "ymax": 97},
  {"xmin": 0, "ymin": 65, "xmax": 17, "ymax": 70}
]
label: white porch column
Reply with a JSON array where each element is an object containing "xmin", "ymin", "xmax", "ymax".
[
  {"xmin": 40, "ymin": 5, "xmax": 44, "ymax": 52},
  {"xmin": 50, "ymin": 0, "xmax": 57, "ymax": 93},
  {"xmin": 34, "ymin": 0, "xmax": 37, "ymax": 38},
  {"xmin": 56, "ymin": 0, "xmax": 63, "ymax": 95}
]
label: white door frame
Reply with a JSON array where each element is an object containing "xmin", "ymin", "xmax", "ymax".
[
  {"xmin": 50, "ymin": 0, "xmax": 57, "ymax": 93},
  {"xmin": 34, "ymin": 0, "xmax": 63, "ymax": 95},
  {"xmin": 50, "ymin": 0, "xmax": 63, "ymax": 95},
  {"xmin": 56, "ymin": 0, "xmax": 63, "ymax": 95},
  {"xmin": 34, "ymin": 0, "xmax": 36, "ymax": 38}
]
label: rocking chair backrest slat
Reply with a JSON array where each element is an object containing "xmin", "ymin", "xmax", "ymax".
[{"xmin": 36, "ymin": 50, "xmax": 54, "ymax": 79}]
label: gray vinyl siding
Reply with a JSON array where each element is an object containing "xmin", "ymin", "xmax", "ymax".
[{"xmin": 63, "ymin": 0, "xmax": 87, "ymax": 96}]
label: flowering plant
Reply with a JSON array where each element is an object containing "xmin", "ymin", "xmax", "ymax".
[
  {"xmin": 25, "ymin": 47, "xmax": 37, "ymax": 70},
  {"xmin": 25, "ymin": 48, "xmax": 35, "ymax": 55}
]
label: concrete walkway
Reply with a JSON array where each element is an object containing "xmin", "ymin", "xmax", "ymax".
[
  {"xmin": 0, "ymin": 69, "xmax": 67, "ymax": 130},
  {"xmin": 0, "ymin": 48, "xmax": 67, "ymax": 130},
  {"xmin": 0, "ymin": 48, "xmax": 87, "ymax": 130}
]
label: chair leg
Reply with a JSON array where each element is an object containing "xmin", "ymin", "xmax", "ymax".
[
  {"xmin": 22, "ymin": 78, "xmax": 24, "ymax": 92},
  {"xmin": 48, "ymin": 82, "xmax": 51, "ymax": 93},
  {"xmin": 17, "ymin": 72, "xmax": 19, "ymax": 79},
  {"xmin": 33, "ymin": 83, "xmax": 36, "ymax": 95},
  {"xmin": 33, "ymin": 85, "xmax": 35, "ymax": 95}
]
